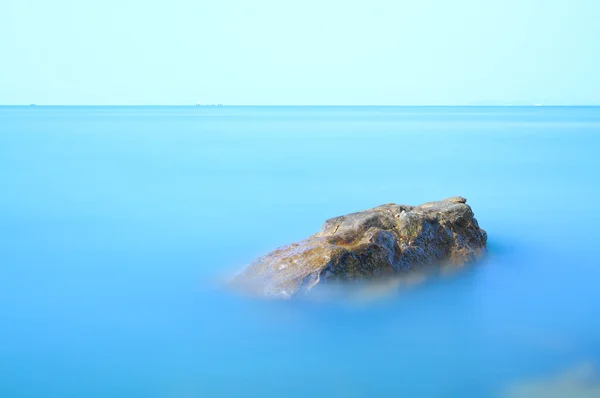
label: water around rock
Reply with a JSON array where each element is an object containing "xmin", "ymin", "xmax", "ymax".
[{"xmin": 232, "ymin": 197, "xmax": 487, "ymax": 298}]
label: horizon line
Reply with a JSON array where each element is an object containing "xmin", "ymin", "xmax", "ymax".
[{"xmin": 2, "ymin": 104, "xmax": 600, "ymax": 107}]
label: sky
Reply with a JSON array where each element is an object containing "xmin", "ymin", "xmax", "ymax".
[{"xmin": 1, "ymin": 0, "xmax": 599, "ymax": 105}]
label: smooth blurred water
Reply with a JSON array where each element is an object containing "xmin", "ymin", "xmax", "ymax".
[{"xmin": 1, "ymin": 106, "xmax": 599, "ymax": 397}]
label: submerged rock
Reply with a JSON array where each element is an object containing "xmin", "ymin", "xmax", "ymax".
[{"xmin": 231, "ymin": 197, "xmax": 487, "ymax": 299}]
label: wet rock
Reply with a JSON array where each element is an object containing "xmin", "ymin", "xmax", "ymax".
[{"xmin": 231, "ymin": 197, "xmax": 487, "ymax": 299}]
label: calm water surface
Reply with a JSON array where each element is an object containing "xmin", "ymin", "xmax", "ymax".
[{"xmin": 1, "ymin": 106, "xmax": 599, "ymax": 397}]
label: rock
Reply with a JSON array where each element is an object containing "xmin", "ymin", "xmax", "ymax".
[{"xmin": 231, "ymin": 197, "xmax": 487, "ymax": 299}]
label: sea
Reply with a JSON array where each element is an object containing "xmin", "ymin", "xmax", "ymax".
[{"xmin": 1, "ymin": 106, "xmax": 599, "ymax": 397}]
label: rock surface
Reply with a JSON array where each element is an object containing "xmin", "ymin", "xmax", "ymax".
[{"xmin": 231, "ymin": 197, "xmax": 487, "ymax": 299}]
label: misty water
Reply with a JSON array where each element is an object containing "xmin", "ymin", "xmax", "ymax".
[{"xmin": 1, "ymin": 106, "xmax": 599, "ymax": 397}]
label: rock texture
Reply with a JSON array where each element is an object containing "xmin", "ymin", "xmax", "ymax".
[{"xmin": 231, "ymin": 197, "xmax": 487, "ymax": 299}]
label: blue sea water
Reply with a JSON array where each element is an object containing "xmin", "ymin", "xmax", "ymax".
[{"xmin": 1, "ymin": 106, "xmax": 599, "ymax": 397}]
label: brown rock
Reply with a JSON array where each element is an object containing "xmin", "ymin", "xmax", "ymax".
[{"xmin": 231, "ymin": 197, "xmax": 487, "ymax": 299}]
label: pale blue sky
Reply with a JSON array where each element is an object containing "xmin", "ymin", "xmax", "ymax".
[{"xmin": 1, "ymin": 0, "xmax": 599, "ymax": 105}]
